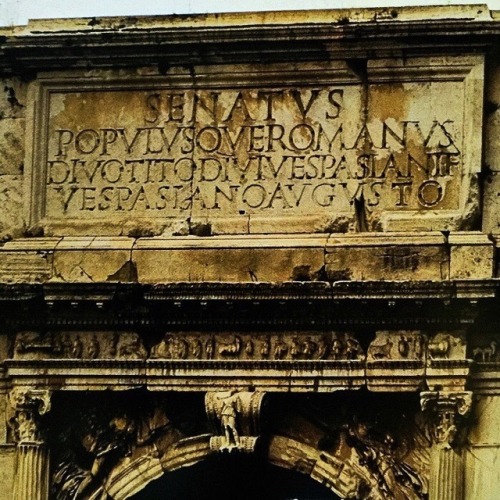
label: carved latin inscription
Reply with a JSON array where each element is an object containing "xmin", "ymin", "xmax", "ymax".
[
  {"xmin": 47, "ymin": 90, "xmax": 458, "ymax": 213},
  {"xmin": 27, "ymin": 57, "xmax": 483, "ymax": 233}
]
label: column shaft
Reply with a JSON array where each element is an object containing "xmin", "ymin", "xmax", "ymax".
[
  {"xmin": 13, "ymin": 444, "xmax": 50, "ymax": 500},
  {"xmin": 429, "ymin": 446, "xmax": 464, "ymax": 500}
]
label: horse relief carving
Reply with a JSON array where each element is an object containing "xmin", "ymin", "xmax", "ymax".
[{"xmin": 472, "ymin": 340, "xmax": 498, "ymax": 362}]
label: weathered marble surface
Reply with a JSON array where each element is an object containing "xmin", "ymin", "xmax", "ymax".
[
  {"xmin": 25, "ymin": 57, "xmax": 482, "ymax": 236},
  {"xmin": 0, "ymin": 5, "xmax": 499, "ymax": 500},
  {"xmin": 0, "ymin": 232, "xmax": 493, "ymax": 284}
]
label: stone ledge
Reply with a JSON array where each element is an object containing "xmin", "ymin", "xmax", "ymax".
[
  {"xmin": 3, "ymin": 357, "xmax": 472, "ymax": 393},
  {"xmin": 133, "ymin": 235, "xmax": 327, "ymax": 283},
  {"xmin": 0, "ymin": 232, "xmax": 495, "ymax": 284}
]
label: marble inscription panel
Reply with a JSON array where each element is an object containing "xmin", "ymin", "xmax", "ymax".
[{"xmin": 26, "ymin": 58, "xmax": 483, "ymax": 234}]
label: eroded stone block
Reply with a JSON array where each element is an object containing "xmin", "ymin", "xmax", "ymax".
[
  {"xmin": 0, "ymin": 175, "xmax": 24, "ymax": 240},
  {"xmin": 0, "ymin": 118, "xmax": 24, "ymax": 176},
  {"xmin": 0, "ymin": 237, "xmax": 59, "ymax": 283},
  {"xmin": 134, "ymin": 235, "xmax": 327, "ymax": 283},
  {"xmin": 52, "ymin": 237, "xmax": 135, "ymax": 282},
  {"xmin": 326, "ymin": 232, "xmax": 447, "ymax": 281},
  {"xmin": 0, "ymin": 78, "xmax": 27, "ymax": 120},
  {"xmin": 448, "ymin": 232, "xmax": 493, "ymax": 279}
]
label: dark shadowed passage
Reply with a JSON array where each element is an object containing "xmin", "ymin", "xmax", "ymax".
[{"xmin": 130, "ymin": 453, "xmax": 339, "ymax": 500}]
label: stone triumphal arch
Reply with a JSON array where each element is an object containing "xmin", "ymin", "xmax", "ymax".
[{"xmin": 1, "ymin": 4, "xmax": 500, "ymax": 499}]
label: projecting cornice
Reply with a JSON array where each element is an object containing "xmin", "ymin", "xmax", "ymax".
[{"xmin": 0, "ymin": 5, "xmax": 499, "ymax": 74}]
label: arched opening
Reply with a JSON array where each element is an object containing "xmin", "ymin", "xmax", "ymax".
[{"xmin": 129, "ymin": 453, "xmax": 339, "ymax": 500}]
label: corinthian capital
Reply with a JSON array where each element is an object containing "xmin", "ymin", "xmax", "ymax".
[
  {"xmin": 8, "ymin": 388, "xmax": 52, "ymax": 444},
  {"xmin": 420, "ymin": 391, "xmax": 472, "ymax": 446}
]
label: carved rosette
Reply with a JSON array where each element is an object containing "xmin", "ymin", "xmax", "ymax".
[
  {"xmin": 420, "ymin": 391, "xmax": 472, "ymax": 447},
  {"xmin": 9, "ymin": 388, "xmax": 52, "ymax": 444},
  {"xmin": 205, "ymin": 391, "xmax": 265, "ymax": 453}
]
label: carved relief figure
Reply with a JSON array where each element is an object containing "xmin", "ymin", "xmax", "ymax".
[
  {"xmin": 290, "ymin": 337, "xmax": 318, "ymax": 359},
  {"xmin": 368, "ymin": 331, "xmax": 427, "ymax": 363},
  {"xmin": 428, "ymin": 336, "xmax": 450, "ymax": 359},
  {"xmin": 110, "ymin": 333, "xmax": 119, "ymax": 357},
  {"xmin": 331, "ymin": 338, "xmax": 344, "ymax": 360},
  {"xmin": 414, "ymin": 336, "xmax": 424, "ymax": 359},
  {"xmin": 170, "ymin": 337, "xmax": 188, "ymax": 359},
  {"xmin": 15, "ymin": 331, "xmax": 46, "ymax": 353},
  {"xmin": 291, "ymin": 338, "xmax": 301, "ymax": 358},
  {"xmin": 346, "ymin": 421, "xmax": 425, "ymax": 500},
  {"xmin": 303, "ymin": 337, "xmax": 318, "ymax": 359},
  {"xmin": 472, "ymin": 340, "xmax": 497, "ymax": 362},
  {"xmin": 345, "ymin": 338, "xmax": 362, "ymax": 360},
  {"xmin": 221, "ymin": 397, "xmax": 240, "ymax": 447},
  {"xmin": 52, "ymin": 413, "xmax": 137, "ymax": 500},
  {"xmin": 146, "ymin": 332, "xmax": 371, "ymax": 361},
  {"xmin": 61, "ymin": 334, "xmax": 72, "ymax": 358},
  {"xmin": 205, "ymin": 336, "xmax": 215, "ymax": 359},
  {"xmin": 245, "ymin": 340, "xmax": 254, "ymax": 356},
  {"xmin": 260, "ymin": 336, "xmax": 270, "ymax": 358},
  {"xmin": 52, "ymin": 332, "xmax": 150, "ymax": 360},
  {"xmin": 87, "ymin": 335, "xmax": 100, "ymax": 359},
  {"xmin": 151, "ymin": 334, "xmax": 172, "ymax": 359},
  {"xmin": 427, "ymin": 332, "xmax": 467, "ymax": 360},
  {"xmin": 318, "ymin": 336, "xmax": 329, "ymax": 359},
  {"xmin": 218, "ymin": 335, "xmax": 242, "ymax": 356},
  {"xmin": 51, "ymin": 397, "xmax": 179, "ymax": 500},
  {"xmin": 192, "ymin": 338, "xmax": 202, "ymax": 359},
  {"xmin": 117, "ymin": 333, "xmax": 147, "ymax": 360},
  {"xmin": 71, "ymin": 335, "xmax": 83, "ymax": 359},
  {"xmin": 205, "ymin": 390, "xmax": 265, "ymax": 453},
  {"xmin": 398, "ymin": 336, "xmax": 410, "ymax": 358},
  {"xmin": 274, "ymin": 340, "xmax": 288, "ymax": 360},
  {"xmin": 14, "ymin": 331, "xmax": 62, "ymax": 358},
  {"xmin": 369, "ymin": 339, "xmax": 393, "ymax": 360}
]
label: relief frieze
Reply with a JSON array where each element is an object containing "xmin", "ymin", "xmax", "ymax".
[
  {"xmin": 12, "ymin": 331, "xmax": 364, "ymax": 362},
  {"xmin": 148, "ymin": 332, "xmax": 364, "ymax": 362},
  {"xmin": 12, "ymin": 330, "xmax": 476, "ymax": 367},
  {"xmin": 13, "ymin": 331, "xmax": 147, "ymax": 361}
]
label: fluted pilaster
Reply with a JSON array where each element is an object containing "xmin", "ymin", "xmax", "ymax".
[
  {"xmin": 421, "ymin": 391, "xmax": 472, "ymax": 500},
  {"xmin": 429, "ymin": 445, "xmax": 464, "ymax": 500},
  {"xmin": 9, "ymin": 388, "xmax": 52, "ymax": 500},
  {"xmin": 14, "ymin": 444, "xmax": 50, "ymax": 500}
]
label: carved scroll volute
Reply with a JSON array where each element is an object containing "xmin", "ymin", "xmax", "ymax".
[
  {"xmin": 420, "ymin": 391, "xmax": 472, "ymax": 448},
  {"xmin": 205, "ymin": 391, "xmax": 265, "ymax": 453},
  {"xmin": 8, "ymin": 388, "xmax": 52, "ymax": 444}
]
